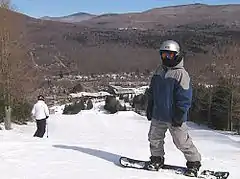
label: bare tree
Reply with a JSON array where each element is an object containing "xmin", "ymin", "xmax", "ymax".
[
  {"xmin": 0, "ymin": 0, "xmax": 11, "ymax": 8},
  {"xmin": 0, "ymin": 1, "xmax": 39, "ymax": 129},
  {"xmin": 0, "ymin": 0, "xmax": 13, "ymax": 129},
  {"xmin": 208, "ymin": 41, "xmax": 240, "ymax": 131}
]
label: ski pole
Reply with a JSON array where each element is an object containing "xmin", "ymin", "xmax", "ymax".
[{"xmin": 46, "ymin": 120, "xmax": 48, "ymax": 138}]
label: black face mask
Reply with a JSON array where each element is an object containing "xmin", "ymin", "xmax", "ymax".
[
  {"xmin": 162, "ymin": 59, "xmax": 177, "ymax": 67},
  {"xmin": 161, "ymin": 54, "xmax": 183, "ymax": 67}
]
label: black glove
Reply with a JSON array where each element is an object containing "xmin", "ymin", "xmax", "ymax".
[
  {"xmin": 46, "ymin": 116, "xmax": 49, "ymax": 119},
  {"xmin": 172, "ymin": 107, "xmax": 184, "ymax": 127},
  {"xmin": 146, "ymin": 110, "xmax": 152, "ymax": 121},
  {"xmin": 146, "ymin": 100, "xmax": 153, "ymax": 121}
]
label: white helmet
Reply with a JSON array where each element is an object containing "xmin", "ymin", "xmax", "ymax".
[
  {"xmin": 159, "ymin": 40, "xmax": 183, "ymax": 67},
  {"xmin": 159, "ymin": 40, "xmax": 180, "ymax": 55}
]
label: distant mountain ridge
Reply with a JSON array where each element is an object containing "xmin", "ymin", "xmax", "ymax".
[
  {"xmin": 39, "ymin": 3, "xmax": 240, "ymax": 29},
  {"xmin": 41, "ymin": 12, "xmax": 96, "ymax": 23}
]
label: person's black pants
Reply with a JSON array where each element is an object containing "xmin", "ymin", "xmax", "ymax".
[{"xmin": 34, "ymin": 118, "xmax": 46, "ymax": 138}]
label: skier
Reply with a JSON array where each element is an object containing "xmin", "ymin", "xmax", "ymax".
[
  {"xmin": 146, "ymin": 40, "xmax": 201, "ymax": 177},
  {"xmin": 31, "ymin": 95, "xmax": 50, "ymax": 138}
]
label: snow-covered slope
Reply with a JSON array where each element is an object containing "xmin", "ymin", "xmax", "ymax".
[{"xmin": 0, "ymin": 102, "xmax": 240, "ymax": 179}]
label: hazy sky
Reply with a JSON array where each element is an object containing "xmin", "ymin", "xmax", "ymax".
[{"xmin": 12, "ymin": 0, "xmax": 240, "ymax": 18}]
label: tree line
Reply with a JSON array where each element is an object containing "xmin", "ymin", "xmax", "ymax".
[{"xmin": 189, "ymin": 76, "xmax": 240, "ymax": 134}]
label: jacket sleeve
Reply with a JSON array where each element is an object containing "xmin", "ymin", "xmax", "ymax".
[
  {"xmin": 31, "ymin": 104, "xmax": 36, "ymax": 117},
  {"xmin": 173, "ymin": 70, "xmax": 192, "ymax": 123},
  {"xmin": 44, "ymin": 103, "xmax": 50, "ymax": 117},
  {"xmin": 146, "ymin": 77, "xmax": 154, "ymax": 120}
]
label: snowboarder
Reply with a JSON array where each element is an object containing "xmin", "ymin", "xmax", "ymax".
[
  {"xmin": 146, "ymin": 40, "xmax": 201, "ymax": 177},
  {"xmin": 31, "ymin": 95, "xmax": 50, "ymax": 138}
]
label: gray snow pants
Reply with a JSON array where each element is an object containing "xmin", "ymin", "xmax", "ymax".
[{"xmin": 148, "ymin": 118, "xmax": 201, "ymax": 162}]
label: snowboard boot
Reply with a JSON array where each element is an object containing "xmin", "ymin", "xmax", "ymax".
[
  {"xmin": 147, "ymin": 156, "xmax": 164, "ymax": 171},
  {"xmin": 185, "ymin": 161, "xmax": 201, "ymax": 177}
]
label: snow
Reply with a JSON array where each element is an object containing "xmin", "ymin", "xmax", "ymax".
[
  {"xmin": 69, "ymin": 91, "xmax": 110, "ymax": 98},
  {"xmin": 49, "ymin": 104, "xmax": 66, "ymax": 114},
  {"xmin": 0, "ymin": 102, "xmax": 240, "ymax": 179},
  {"xmin": 68, "ymin": 85, "xmax": 149, "ymax": 100},
  {"xmin": 133, "ymin": 85, "xmax": 149, "ymax": 95}
]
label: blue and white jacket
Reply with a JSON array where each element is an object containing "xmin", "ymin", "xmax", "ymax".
[{"xmin": 146, "ymin": 60, "xmax": 192, "ymax": 123}]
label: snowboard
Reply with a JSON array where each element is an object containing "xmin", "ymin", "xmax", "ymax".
[{"xmin": 119, "ymin": 157, "xmax": 229, "ymax": 179}]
